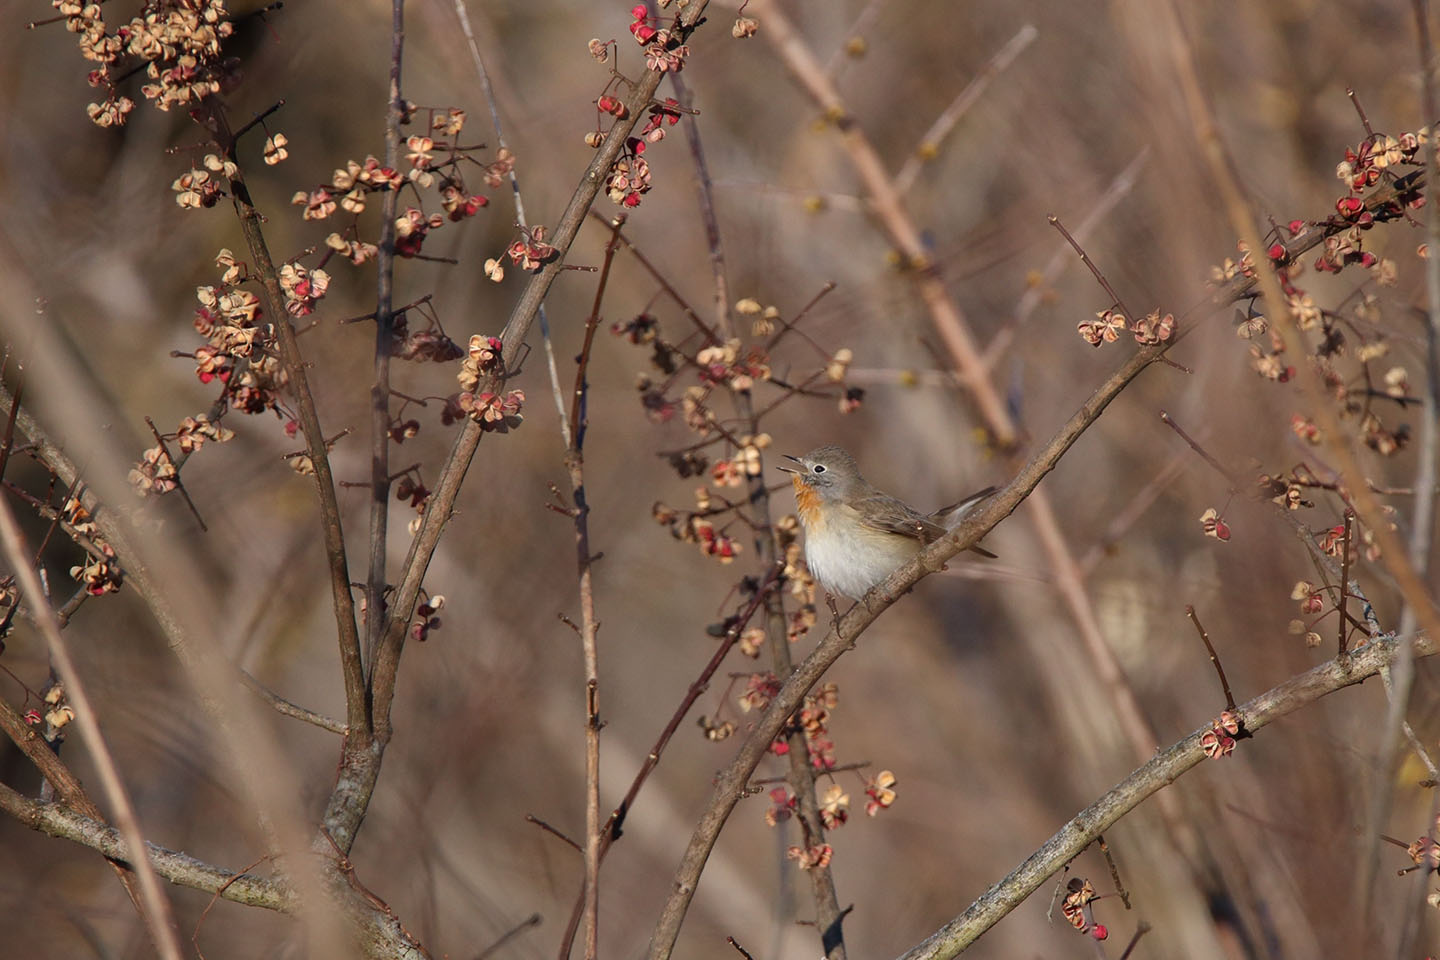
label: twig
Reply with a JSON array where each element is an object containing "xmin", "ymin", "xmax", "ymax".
[
  {"xmin": 895, "ymin": 24, "xmax": 1038, "ymax": 196},
  {"xmin": 564, "ymin": 214, "xmax": 625, "ymax": 960},
  {"xmin": 557, "ymin": 568, "xmax": 781, "ymax": 959},
  {"xmin": 453, "ymin": 0, "xmax": 571, "ymax": 446},
  {"xmin": 208, "ymin": 103, "xmax": 369, "ymax": 758},
  {"xmin": 525, "ymin": 815, "xmax": 582, "ymax": 853},
  {"xmin": 1096, "ymin": 834, "xmax": 1131, "ymax": 910},
  {"xmin": 983, "ymin": 150, "xmax": 1149, "ymax": 369},
  {"xmin": 1048, "ymin": 215, "xmax": 1134, "ymax": 322},
  {"xmin": 0, "ymin": 781, "xmax": 292, "ymax": 911},
  {"xmin": 355, "ymin": 1, "xmax": 715, "ymax": 867},
  {"xmin": 1158, "ymin": 411, "xmax": 1239, "ymax": 488},
  {"xmin": 365, "ymin": 0, "xmax": 407, "ymax": 672},
  {"xmin": 892, "ymin": 631, "xmax": 1436, "ymax": 960},
  {"xmin": 192, "ymin": 853, "xmax": 273, "ymax": 960},
  {"xmin": 143, "ymin": 417, "xmax": 207, "ymax": 532},
  {"xmin": 1184, "ymin": 606, "xmax": 1235, "ymax": 712},
  {"xmin": 475, "ymin": 913, "xmax": 543, "ymax": 960},
  {"xmin": 1117, "ymin": 923, "xmax": 1153, "ymax": 960},
  {"xmin": 726, "ymin": 935, "xmax": 758, "ymax": 960},
  {"xmin": 239, "ymin": 671, "xmax": 347, "ymax": 734},
  {"xmin": 0, "ymin": 494, "xmax": 184, "ymax": 960},
  {"xmin": 1338, "ymin": 510, "xmax": 1353, "ymax": 657},
  {"xmin": 646, "ymin": 329, "xmax": 1177, "ymax": 960}
]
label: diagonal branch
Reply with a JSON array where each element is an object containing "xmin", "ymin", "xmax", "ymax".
[
  {"xmin": 893, "ymin": 630, "xmax": 1437, "ymax": 960},
  {"xmin": 209, "ymin": 103, "xmax": 369, "ymax": 739},
  {"xmin": 646, "ymin": 335, "xmax": 1172, "ymax": 960},
  {"xmin": 0, "ymin": 495, "xmax": 184, "ymax": 960},
  {"xmin": 329, "ymin": 0, "xmax": 714, "ymax": 859}
]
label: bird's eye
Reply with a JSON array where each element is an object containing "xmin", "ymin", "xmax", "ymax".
[{"xmin": 812, "ymin": 464, "xmax": 826, "ymax": 474}]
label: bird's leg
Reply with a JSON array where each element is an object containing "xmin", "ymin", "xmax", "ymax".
[{"xmin": 825, "ymin": 593, "xmax": 842, "ymax": 627}]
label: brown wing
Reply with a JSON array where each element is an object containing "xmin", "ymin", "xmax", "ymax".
[{"xmin": 852, "ymin": 495, "xmax": 949, "ymax": 544}]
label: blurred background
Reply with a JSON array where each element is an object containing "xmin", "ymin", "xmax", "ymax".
[{"xmin": 0, "ymin": 0, "xmax": 1438, "ymax": 957}]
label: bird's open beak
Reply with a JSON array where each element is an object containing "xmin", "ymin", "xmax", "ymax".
[{"xmin": 776, "ymin": 455, "xmax": 803, "ymax": 474}]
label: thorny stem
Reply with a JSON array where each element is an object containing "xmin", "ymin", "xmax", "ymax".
[{"xmin": 1184, "ymin": 606, "xmax": 1235, "ymax": 712}]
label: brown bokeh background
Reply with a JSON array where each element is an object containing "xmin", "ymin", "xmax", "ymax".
[{"xmin": 1, "ymin": 1, "xmax": 1438, "ymax": 958}]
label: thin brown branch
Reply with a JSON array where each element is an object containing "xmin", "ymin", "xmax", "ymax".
[
  {"xmin": 0, "ymin": 495, "xmax": 184, "ymax": 960},
  {"xmin": 1097, "ymin": 834, "xmax": 1131, "ymax": 910},
  {"xmin": 558, "ymin": 568, "xmax": 782, "ymax": 959},
  {"xmin": 0, "ymin": 781, "xmax": 292, "ymax": 910},
  {"xmin": 564, "ymin": 214, "xmax": 625, "ymax": 960},
  {"xmin": 1339, "ymin": 510, "xmax": 1354, "ymax": 657},
  {"xmin": 1184, "ymin": 606, "xmax": 1236, "ymax": 712},
  {"xmin": 647, "ymin": 331, "xmax": 1174, "ymax": 960},
  {"xmin": 475, "ymin": 913, "xmax": 543, "ymax": 960},
  {"xmin": 366, "ymin": 0, "xmax": 407, "ymax": 671},
  {"xmin": 526, "ymin": 814, "xmax": 582, "ymax": 853},
  {"xmin": 893, "ymin": 631, "xmax": 1436, "ymax": 960},
  {"xmin": 895, "ymin": 24, "xmax": 1038, "ymax": 195},
  {"xmin": 359, "ymin": 0, "xmax": 714, "ymax": 872},
  {"xmin": 208, "ymin": 103, "xmax": 369, "ymax": 754},
  {"xmin": 239, "ymin": 671, "xmax": 348, "ymax": 734}
]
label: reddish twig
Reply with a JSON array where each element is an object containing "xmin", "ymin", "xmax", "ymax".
[{"xmin": 1185, "ymin": 606, "xmax": 1236, "ymax": 712}]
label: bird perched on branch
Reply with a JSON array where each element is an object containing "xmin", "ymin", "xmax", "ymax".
[{"xmin": 778, "ymin": 445, "xmax": 996, "ymax": 600}]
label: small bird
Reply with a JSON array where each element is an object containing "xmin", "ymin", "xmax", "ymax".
[{"xmin": 778, "ymin": 445, "xmax": 996, "ymax": 600}]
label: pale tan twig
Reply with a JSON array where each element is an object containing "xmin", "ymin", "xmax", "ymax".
[
  {"xmin": 239, "ymin": 671, "xmax": 348, "ymax": 734},
  {"xmin": 893, "ymin": 631, "xmax": 1436, "ymax": 960},
  {"xmin": 894, "ymin": 24, "xmax": 1038, "ymax": 196},
  {"xmin": 1152, "ymin": 1, "xmax": 1440, "ymax": 922},
  {"xmin": 0, "ymin": 495, "xmax": 184, "ymax": 960}
]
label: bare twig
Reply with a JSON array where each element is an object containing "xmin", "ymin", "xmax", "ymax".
[
  {"xmin": 1184, "ymin": 606, "xmax": 1235, "ymax": 712},
  {"xmin": 895, "ymin": 24, "xmax": 1038, "ymax": 196},
  {"xmin": 0, "ymin": 495, "xmax": 184, "ymax": 960},
  {"xmin": 209, "ymin": 103, "xmax": 369, "ymax": 751},
  {"xmin": 564, "ymin": 216, "xmax": 624, "ymax": 960},
  {"xmin": 239, "ymin": 671, "xmax": 348, "ymax": 734},
  {"xmin": 475, "ymin": 913, "xmax": 542, "ymax": 960},
  {"xmin": 359, "ymin": 0, "xmax": 714, "ymax": 879},
  {"xmin": 0, "ymin": 781, "xmax": 292, "ymax": 910},
  {"xmin": 453, "ymin": 0, "xmax": 570, "ymax": 445},
  {"xmin": 525, "ymin": 814, "xmax": 582, "ymax": 853},
  {"xmin": 893, "ymin": 631, "xmax": 1436, "ymax": 960},
  {"xmin": 1096, "ymin": 834, "xmax": 1131, "ymax": 910},
  {"xmin": 366, "ymin": 0, "xmax": 407, "ymax": 670}
]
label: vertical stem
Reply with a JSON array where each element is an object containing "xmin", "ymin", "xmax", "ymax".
[
  {"xmin": 368, "ymin": 0, "xmax": 406, "ymax": 667},
  {"xmin": 569, "ymin": 222, "xmax": 622, "ymax": 960},
  {"xmin": 669, "ymin": 56, "xmax": 849, "ymax": 959}
]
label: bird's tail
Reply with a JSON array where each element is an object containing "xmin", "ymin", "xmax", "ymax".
[{"xmin": 932, "ymin": 485, "xmax": 999, "ymax": 558}]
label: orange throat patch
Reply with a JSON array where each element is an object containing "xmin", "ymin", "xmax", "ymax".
[{"xmin": 791, "ymin": 476, "xmax": 824, "ymax": 532}]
